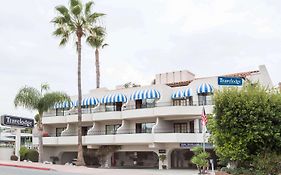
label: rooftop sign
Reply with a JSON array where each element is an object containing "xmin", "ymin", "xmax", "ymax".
[
  {"xmin": 1, "ymin": 115, "xmax": 34, "ymax": 128},
  {"xmin": 218, "ymin": 76, "xmax": 243, "ymax": 86}
]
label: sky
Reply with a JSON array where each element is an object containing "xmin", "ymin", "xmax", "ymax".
[{"xmin": 0, "ymin": 0, "xmax": 280, "ymax": 118}]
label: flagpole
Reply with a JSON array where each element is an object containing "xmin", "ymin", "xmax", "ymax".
[{"xmin": 202, "ymin": 105, "xmax": 206, "ymax": 152}]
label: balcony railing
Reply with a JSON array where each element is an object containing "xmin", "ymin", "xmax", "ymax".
[
  {"xmin": 43, "ymin": 100, "xmax": 214, "ymax": 117},
  {"xmin": 34, "ymin": 129, "xmax": 203, "ymax": 137}
]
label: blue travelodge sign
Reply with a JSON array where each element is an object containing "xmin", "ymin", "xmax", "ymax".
[{"xmin": 218, "ymin": 77, "xmax": 243, "ymax": 86}]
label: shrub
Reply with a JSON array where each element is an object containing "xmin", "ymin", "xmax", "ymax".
[
  {"xmin": 19, "ymin": 147, "xmax": 29, "ymax": 161},
  {"xmin": 252, "ymin": 152, "xmax": 281, "ymax": 175},
  {"xmin": 26, "ymin": 149, "xmax": 39, "ymax": 162},
  {"xmin": 10, "ymin": 155, "xmax": 19, "ymax": 161}
]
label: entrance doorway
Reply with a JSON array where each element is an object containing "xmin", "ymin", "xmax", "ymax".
[{"xmin": 112, "ymin": 151, "xmax": 158, "ymax": 169}]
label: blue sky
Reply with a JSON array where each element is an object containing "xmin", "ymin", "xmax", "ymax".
[{"xmin": 0, "ymin": 0, "xmax": 280, "ymax": 118}]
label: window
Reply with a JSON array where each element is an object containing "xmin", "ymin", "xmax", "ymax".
[
  {"xmin": 189, "ymin": 121, "xmax": 194, "ymax": 133},
  {"xmin": 136, "ymin": 123, "xmax": 155, "ymax": 133},
  {"xmin": 135, "ymin": 100, "xmax": 142, "ymax": 109},
  {"xmin": 105, "ymin": 103, "xmax": 123, "ymax": 112},
  {"xmin": 174, "ymin": 123, "xmax": 188, "ymax": 133},
  {"xmin": 106, "ymin": 124, "xmax": 121, "ymax": 135},
  {"xmin": 56, "ymin": 127, "xmax": 65, "ymax": 137},
  {"xmin": 144, "ymin": 99, "xmax": 156, "ymax": 108},
  {"xmin": 187, "ymin": 96, "xmax": 193, "ymax": 106},
  {"xmin": 82, "ymin": 126, "xmax": 91, "ymax": 136},
  {"xmin": 173, "ymin": 99, "xmax": 187, "ymax": 106},
  {"xmin": 198, "ymin": 94, "xmax": 213, "ymax": 106}
]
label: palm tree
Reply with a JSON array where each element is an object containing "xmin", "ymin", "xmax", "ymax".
[
  {"xmin": 52, "ymin": 0, "xmax": 105, "ymax": 166},
  {"xmin": 86, "ymin": 26, "xmax": 108, "ymax": 88},
  {"xmin": 14, "ymin": 83, "xmax": 69, "ymax": 163}
]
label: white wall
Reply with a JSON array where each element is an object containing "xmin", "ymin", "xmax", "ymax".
[{"xmin": 0, "ymin": 147, "xmax": 14, "ymax": 161}]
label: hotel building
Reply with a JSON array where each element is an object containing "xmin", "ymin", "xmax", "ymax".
[{"xmin": 33, "ymin": 65, "xmax": 273, "ymax": 169}]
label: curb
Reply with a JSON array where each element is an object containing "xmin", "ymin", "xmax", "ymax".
[{"xmin": 0, "ymin": 163, "xmax": 51, "ymax": 171}]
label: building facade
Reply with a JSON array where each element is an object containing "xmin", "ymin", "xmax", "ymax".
[{"xmin": 33, "ymin": 65, "xmax": 273, "ymax": 169}]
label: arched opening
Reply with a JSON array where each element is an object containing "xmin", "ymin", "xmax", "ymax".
[
  {"xmin": 170, "ymin": 148, "xmax": 218, "ymax": 169},
  {"xmin": 60, "ymin": 152, "xmax": 77, "ymax": 164},
  {"xmin": 112, "ymin": 151, "xmax": 159, "ymax": 169}
]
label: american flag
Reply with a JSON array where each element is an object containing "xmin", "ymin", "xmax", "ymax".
[{"xmin": 201, "ymin": 107, "xmax": 207, "ymax": 126}]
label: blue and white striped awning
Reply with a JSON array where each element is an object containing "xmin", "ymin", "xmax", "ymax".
[
  {"xmin": 130, "ymin": 89, "xmax": 161, "ymax": 100},
  {"xmin": 183, "ymin": 88, "xmax": 192, "ymax": 97},
  {"xmin": 197, "ymin": 83, "xmax": 214, "ymax": 94},
  {"xmin": 100, "ymin": 93, "xmax": 127, "ymax": 104},
  {"xmin": 171, "ymin": 88, "xmax": 192, "ymax": 99},
  {"xmin": 171, "ymin": 90, "xmax": 184, "ymax": 99},
  {"xmin": 54, "ymin": 101, "xmax": 74, "ymax": 109},
  {"xmin": 81, "ymin": 97, "xmax": 99, "ymax": 106}
]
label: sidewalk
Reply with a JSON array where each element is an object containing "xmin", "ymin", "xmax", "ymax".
[{"xmin": 0, "ymin": 160, "xmax": 199, "ymax": 175}]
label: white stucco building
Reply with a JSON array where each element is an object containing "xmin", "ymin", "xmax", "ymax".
[{"xmin": 33, "ymin": 65, "xmax": 273, "ymax": 169}]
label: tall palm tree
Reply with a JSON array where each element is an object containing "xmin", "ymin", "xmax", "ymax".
[
  {"xmin": 52, "ymin": 0, "xmax": 105, "ymax": 166},
  {"xmin": 86, "ymin": 26, "xmax": 107, "ymax": 89},
  {"xmin": 14, "ymin": 83, "xmax": 69, "ymax": 163}
]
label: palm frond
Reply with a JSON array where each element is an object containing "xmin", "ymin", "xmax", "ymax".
[
  {"xmin": 59, "ymin": 37, "xmax": 69, "ymax": 46},
  {"xmin": 41, "ymin": 83, "xmax": 50, "ymax": 94},
  {"xmin": 51, "ymin": 16, "xmax": 67, "ymax": 25},
  {"xmin": 55, "ymin": 5, "xmax": 69, "ymax": 16},
  {"xmin": 71, "ymin": 4, "xmax": 82, "ymax": 16},
  {"xmin": 39, "ymin": 92, "xmax": 70, "ymax": 112},
  {"xmin": 53, "ymin": 27, "xmax": 66, "ymax": 36},
  {"xmin": 102, "ymin": 43, "xmax": 108, "ymax": 49},
  {"xmin": 91, "ymin": 26, "xmax": 106, "ymax": 36},
  {"xmin": 85, "ymin": 1, "xmax": 94, "ymax": 16},
  {"xmin": 88, "ymin": 12, "xmax": 106, "ymax": 23},
  {"xmin": 70, "ymin": 0, "xmax": 80, "ymax": 8},
  {"xmin": 14, "ymin": 86, "xmax": 41, "ymax": 110}
]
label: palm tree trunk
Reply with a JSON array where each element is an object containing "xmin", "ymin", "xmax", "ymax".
[
  {"xmin": 95, "ymin": 48, "xmax": 100, "ymax": 88},
  {"xmin": 38, "ymin": 115, "xmax": 44, "ymax": 163},
  {"xmin": 76, "ymin": 31, "xmax": 85, "ymax": 166}
]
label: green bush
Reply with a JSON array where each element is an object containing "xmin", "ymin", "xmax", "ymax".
[
  {"xmin": 26, "ymin": 149, "xmax": 39, "ymax": 162},
  {"xmin": 19, "ymin": 147, "xmax": 29, "ymax": 161},
  {"xmin": 10, "ymin": 155, "xmax": 18, "ymax": 161},
  {"xmin": 252, "ymin": 152, "xmax": 281, "ymax": 175}
]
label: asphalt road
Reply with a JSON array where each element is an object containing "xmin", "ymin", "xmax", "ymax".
[{"xmin": 0, "ymin": 166, "xmax": 79, "ymax": 175}]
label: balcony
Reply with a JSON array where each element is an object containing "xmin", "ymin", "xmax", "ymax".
[
  {"xmin": 42, "ymin": 101, "xmax": 214, "ymax": 124},
  {"xmin": 33, "ymin": 130, "xmax": 206, "ymax": 146}
]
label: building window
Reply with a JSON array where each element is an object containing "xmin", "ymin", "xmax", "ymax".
[
  {"xmin": 189, "ymin": 121, "xmax": 194, "ymax": 133},
  {"xmin": 105, "ymin": 103, "xmax": 123, "ymax": 112},
  {"xmin": 82, "ymin": 126, "xmax": 91, "ymax": 136},
  {"xmin": 56, "ymin": 127, "xmax": 65, "ymax": 137},
  {"xmin": 106, "ymin": 124, "xmax": 121, "ymax": 135},
  {"xmin": 198, "ymin": 94, "xmax": 213, "ymax": 106},
  {"xmin": 174, "ymin": 123, "xmax": 188, "ymax": 133},
  {"xmin": 173, "ymin": 99, "xmax": 187, "ymax": 106},
  {"xmin": 187, "ymin": 96, "xmax": 193, "ymax": 106},
  {"xmin": 136, "ymin": 123, "xmax": 155, "ymax": 133}
]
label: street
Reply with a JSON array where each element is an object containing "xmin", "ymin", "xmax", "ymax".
[{"xmin": 0, "ymin": 165, "xmax": 199, "ymax": 175}]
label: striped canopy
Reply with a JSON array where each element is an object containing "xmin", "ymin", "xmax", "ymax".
[
  {"xmin": 54, "ymin": 101, "xmax": 74, "ymax": 109},
  {"xmin": 81, "ymin": 97, "xmax": 99, "ymax": 106},
  {"xmin": 171, "ymin": 90, "xmax": 184, "ymax": 99},
  {"xmin": 183, "ymin": 88, "xmax": 192, "ymax": 97},
  {"xmin": 197, "ymin": 83, "xmax": 214, "ymax": 94},
  {"xmin": 100, "ymin": 93, "xmax": 127, "ymax": 104},
  {"xmin": 130, "ymin": 89, "xmax": 161, "ymax": 100},
  {"xmin": 172, "ymin": 88, "xmax": 192, "ymax": 99}
]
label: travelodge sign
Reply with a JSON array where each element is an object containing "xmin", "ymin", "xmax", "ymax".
[
  {"xmin": 1, "ymin": 115, "xmax": 34, "ymax": 128},
  {"xmin": 218, "ymin": 76, "xmax": 243, "ymax": 86}
]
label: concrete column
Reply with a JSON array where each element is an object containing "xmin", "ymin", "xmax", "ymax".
[{"xmin": 194, "ymin": 119, "xmax": 200, "ymax": 133}]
